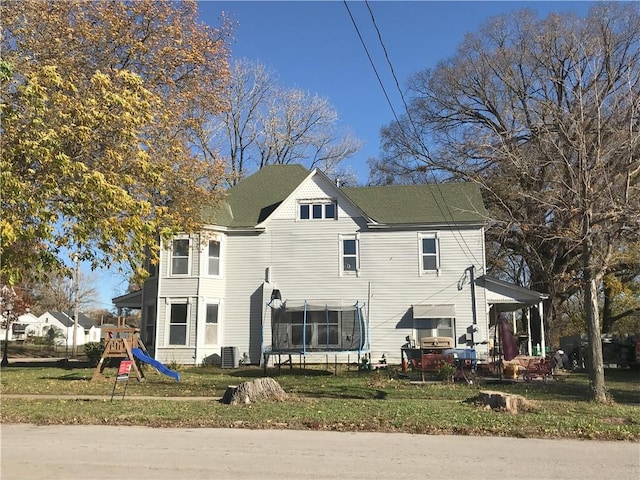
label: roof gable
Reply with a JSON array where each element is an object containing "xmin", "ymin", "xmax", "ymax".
[{"xmin": 203, "ymin": 164, "xmax": 310, "ymax": 227}]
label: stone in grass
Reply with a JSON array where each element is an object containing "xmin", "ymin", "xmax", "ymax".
[
  {"xmin": 221, "ymin": 377, "xmax": 288, "ymax": 405},
  {"xmin": 469, "ymin": 390, "xmax": 536, "ymax": 414}
]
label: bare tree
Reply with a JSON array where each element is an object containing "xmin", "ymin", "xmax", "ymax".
[
  {"xmin": 210, "ymin": 60, "xmax": 362, "ymax": 184},
  {"xmin": 376, "ymin": 4, "xmax": 640, "ymax": 402},
  {"xmin": 31, "ymin": 270, "xmax": 99, "ymax": 315}
]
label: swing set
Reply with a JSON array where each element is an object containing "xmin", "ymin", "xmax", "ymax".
[{"xmin": 91, "ymin": 318, "xmax": 148, "ymax": 382}]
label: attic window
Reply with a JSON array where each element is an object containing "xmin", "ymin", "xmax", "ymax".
[{"xmin": 299, "ymin": 201, "xmax": 337, "ymax": 220}]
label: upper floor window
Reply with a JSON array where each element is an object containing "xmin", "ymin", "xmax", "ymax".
[
  {"xmin": 299, "ymin": 201, "xmax": 337, "ymax": 220},
  {"xmin": 420, "ymin": 234, "xmax": 439, "ymax": 272},
  {"xmin": 171, "ymin": 239, "xmax": 190, "ymax": 275},
  {"xmin": 207, "ymin": 240, "xmax": 220, "ymax": 276},
  {"xmin": 342, "ymin": 237, "xmax": 358, "ymax": 273}
]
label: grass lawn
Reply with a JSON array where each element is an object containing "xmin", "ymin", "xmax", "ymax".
[{"xmin": 1, "ymin": 361, "xmax": 638, "ymax": 441}]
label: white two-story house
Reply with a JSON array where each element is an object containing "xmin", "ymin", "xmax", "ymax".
[{"xmin": 115, "ymin": 165, "xmax": 547, "ymax": 366}]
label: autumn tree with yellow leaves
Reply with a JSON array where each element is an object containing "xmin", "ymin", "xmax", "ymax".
[{"xmin": 1, "ymin": 0, "xmax": 232, "ymax": 284}]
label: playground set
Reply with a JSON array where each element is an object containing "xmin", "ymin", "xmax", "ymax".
[{"xmin": 91, "ymin": 318, "xmax": 180, "ymax": 382}]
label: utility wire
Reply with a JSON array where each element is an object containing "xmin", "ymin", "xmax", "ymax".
[
  {"xmin": 343, "ymin": 0, "xmax": 401, "ymax": 125},
  {"xmin": 349, "ymin": 0, "xmax": 483, "ymax": 267}
]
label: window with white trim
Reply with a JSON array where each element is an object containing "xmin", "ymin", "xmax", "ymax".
[
  {"xmin": 204, "ymin": 303, "xmax": 219, "ymax": 345},
  {"xmin": 342, "ymin": 237, "xmax": 358, "ymax": 272},
  {"xmin": 299, "ymin": 201, "xmax": 337, "ymax": 220},
  {"xmin": 171, "ymin": 239, "xmax": 190, "ymax": 275},
  {"xmin": 419, "ymin": 234, "xmax": 439, "ymax": 272},
  {"xmin": 414, "ymin": 318, "xmax": 454, "ymax": 341},
  {"xmin": 144, "ymin": 304, "xmax": 156, "ymax": 349},
  {"xmin": 168, "ymin": 302, "xmax": 188, "ymax": 345},
  {"xmin": 207, "ymin": 239, "xmax": 220, "ymax": 276}
]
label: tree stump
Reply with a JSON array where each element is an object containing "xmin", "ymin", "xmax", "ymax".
[
  {"xmin": 221, "ymin": 377, "xmax": 288, "ymax": 405},
  {"xmin": 474, "ymin": 390, "xmax": 535, "ymax": 414}
]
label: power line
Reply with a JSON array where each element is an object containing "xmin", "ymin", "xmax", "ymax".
[
  {"xmin": 348, "ymin": 0, "xmax": 483, "ymax": 267},
  {"xmin": 342, "ymin": 0, "xmax": 401, "ymax": 125}
]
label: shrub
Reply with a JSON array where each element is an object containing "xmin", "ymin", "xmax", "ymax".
[
  {"xmin": 435, "ymin": 360, "xmax": 457, "ymax": 383},
  {"xmin": 84, "ymin": 342, "xmax": 104, "ymax": 366}
]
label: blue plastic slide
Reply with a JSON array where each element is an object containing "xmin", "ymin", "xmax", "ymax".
[{"xmin": 131, "ymin": 348, "xmax": 180, "ymax": 382}]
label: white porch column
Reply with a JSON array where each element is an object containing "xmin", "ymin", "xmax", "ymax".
[
  {"xmin": 539, "ymin": 301, "xmax": 546, "ymax": 357},
  {"xmin": 526, "ymin": 309, "xmax": 532, "ymax": 356}
]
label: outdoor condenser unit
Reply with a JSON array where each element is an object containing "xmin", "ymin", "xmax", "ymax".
[{"xmin": 220, "ymin": 346, "xmax": 240, "ymax": 368}]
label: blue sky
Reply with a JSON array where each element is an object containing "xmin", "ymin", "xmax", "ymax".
[
  {"xmin": 199, "ymin": 0, "xmax": 594, "ymax": 184},
  {"xmin": 96, "ymin": 0, "xmax": 594, "ymax": 308}
]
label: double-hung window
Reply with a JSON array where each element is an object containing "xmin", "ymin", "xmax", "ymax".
[
  {"xmin": 342, "ymin": 236, "xmax": 358, "ymax": 273},
  {"xmin": 207, "ymin": 240, "xmax": 220, "ymax": 276},
  {"xmin": 204, "ymin": 303, "xmax": 219, "ymax": 345},
  {"xmin": 419, "ymin": 234, "xmax": 439, "ymax": 273},
  {"xmin": 171, "ymin": 238, "xmax": 190, "ymax": 275},
  {"xmin": 169, "ymin": 303, "xmax": 188, "ymax": 345}
]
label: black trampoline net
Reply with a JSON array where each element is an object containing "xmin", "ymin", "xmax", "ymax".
[{"xmin": 271, "ymin": 303, "xmax": 366, "ymax": 353}]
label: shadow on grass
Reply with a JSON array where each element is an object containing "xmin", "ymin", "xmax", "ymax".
[{"xmin": 40, "ymin": 373, "xmax": 91, "ymax": 381}]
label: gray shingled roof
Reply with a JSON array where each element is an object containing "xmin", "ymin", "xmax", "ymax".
[
  {"xmin": 342, "ymin": 183, "xmax": 488, "ymax": 225},
  {"xmin": 203, "ymin": 164, "xmax": 310, "ymax": 227},
  {"xmin": 50, "ymin": 311, "xmax": 95, "ymax": 329},
  {"xmin": 202, "ymin": 165, "xmax": 487, "ymax": 227}
]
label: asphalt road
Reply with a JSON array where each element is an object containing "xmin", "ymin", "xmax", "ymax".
[{"xmin": 1, "ymin": 424, "xmax": 639, "ymax": 480}]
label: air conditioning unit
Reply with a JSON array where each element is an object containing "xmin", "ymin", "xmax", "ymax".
[
  {"xmin": 420, "ymin": 337, "xmax": 454, "ymax": 349},
  {"xmin": 220, "ymin": 346, "xmax": 239, "ymax": 368}
]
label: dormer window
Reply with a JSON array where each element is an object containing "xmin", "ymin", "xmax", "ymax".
[{"xmin": 299, "ymin": 200, "xmax": 337, "ymax": 220}]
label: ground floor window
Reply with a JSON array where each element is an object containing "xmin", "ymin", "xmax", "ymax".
[
  {"xmin": 144, "ymin": 304, "xmax": 156, "ymax": 349},
  {"xmin": 271, "ymin": 303, "xmax": 365, "ymax": 352},
  {"xmin": 169, "ymin": 303, "xmax": 188, "ymax": 345},
  {"xmin": 414, "ymin": 317, "xmax": 454, "ymax": 342},
  {"xmin": 205, "ymin": 303, "xmax": 219, "ymax": 345}
]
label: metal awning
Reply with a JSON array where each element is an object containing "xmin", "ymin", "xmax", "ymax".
[{"xmin": 412, "ymin": 304, "xmax": 455, "ymax": 318}]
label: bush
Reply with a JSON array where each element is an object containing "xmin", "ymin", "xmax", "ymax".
[
  {"xmin": 435, "ymin": 360, "xmax": 457, "ymax": 383},
  {"xmin": 84, "ymin": 342, "xmax": 104, "ymax": 366}
]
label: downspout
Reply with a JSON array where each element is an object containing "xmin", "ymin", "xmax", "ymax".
[
  {"xmin": 303, "ymin": 300, "xmax": 307, "ymax": 355},
  {"xmin": 468, "ymin": 266, "xmax": 478, "ymax": 326}
]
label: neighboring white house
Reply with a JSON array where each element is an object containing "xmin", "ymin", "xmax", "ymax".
[
  {"xmin": 1, "ymin": 312, "xmax": 42, "ymax": 342},
  {"xmin": 37, "ymin": 311, "xmax": 101, "ymax": 346},
  {"xmin": 114, "ymin": 165, "xmax": 547, "ymax": 366}
]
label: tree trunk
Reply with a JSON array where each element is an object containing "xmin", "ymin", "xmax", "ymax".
[
  {"xmin": 583, "ymin": 215, "xmax": 608, "ymax": 403},
  {"xmin": 601, "ymin": 276, "xmax": 614, "ymax": 334}
]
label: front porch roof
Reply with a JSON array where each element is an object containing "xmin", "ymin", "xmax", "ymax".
[
  {"xmin": 477, "ymin": 276, "xmax": 549, "ymax": 312},
  {"xmin": 112, "ymin": 290, "xmax": 143, "ymax": 310}
]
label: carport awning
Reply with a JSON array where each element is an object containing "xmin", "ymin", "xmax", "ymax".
[{"xmin": 412, "ymin": 304, "xmax": 455, "ymax": 318}]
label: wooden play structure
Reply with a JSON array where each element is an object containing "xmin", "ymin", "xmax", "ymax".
[{"xmin": 91, "ymin": 318, "xmax": 148, "ymax": 382}]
